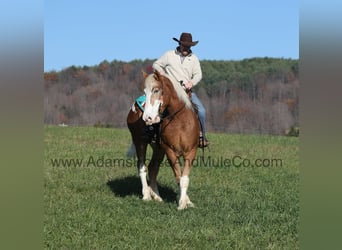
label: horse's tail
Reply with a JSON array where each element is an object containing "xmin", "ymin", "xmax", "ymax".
[{"xmin": 126, "ymin": 142, "xmax": 136, "ymax": 158}]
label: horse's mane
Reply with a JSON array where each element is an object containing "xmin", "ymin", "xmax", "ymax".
[{"xmin": 162, "ymin": 75, "xmax": 193, "ymax": 110}]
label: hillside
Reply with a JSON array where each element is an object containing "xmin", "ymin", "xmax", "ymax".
[{"xmin": 44, "ymin": 57, "xmax": 299, "ymax": 135}]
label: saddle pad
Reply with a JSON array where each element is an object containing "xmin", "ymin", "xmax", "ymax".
[{"xmin": 136, "ymin": 95, "xmax": 146, "ymax": 111}]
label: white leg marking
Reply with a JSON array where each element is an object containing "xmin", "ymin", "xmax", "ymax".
[
  {"xmin": 150, "ymin": 182, "xmax": 163, "ymax": 202},
  {"xmin": 178, "ymin": 176, "xmax": 194, "ymax": 210},
  {"xmin": 139, "ymin": 165, "xmax": 151, "ymax": 200}
]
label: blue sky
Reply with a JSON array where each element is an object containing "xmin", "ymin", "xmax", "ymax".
[{"xmin": 44, "ymin": 0, "xmax": 299, "ymax": 71}]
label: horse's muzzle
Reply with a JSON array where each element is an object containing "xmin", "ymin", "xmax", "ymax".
[{"xmin": 144, "ymin": 115, "xmax": 160, "ymax": 125}]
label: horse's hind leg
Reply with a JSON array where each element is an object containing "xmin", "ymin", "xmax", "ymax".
[
  {"xmin": 135, "ymin": 141, "xmax": 151, "ymax": 200},
  {"xmin": 148, "ymin": 144, "xmax": 165, "ymax": 201},
  {"xmin": 126, "ymin": 141, "xmax": 136, "ymax": 158}
]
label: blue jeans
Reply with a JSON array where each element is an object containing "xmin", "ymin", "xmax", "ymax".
[{"xmin": 191, "ymin": 93, "xmax": 206, "ymax": 136}]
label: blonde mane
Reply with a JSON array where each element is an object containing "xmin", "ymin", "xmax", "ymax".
[{"xmin": 163, "ymin": 75, "xmax": 193, "ymax": 110}]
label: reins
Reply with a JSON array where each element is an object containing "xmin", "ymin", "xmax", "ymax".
[{"xmin": 160, "ymin": 103, "xmax": 186, "ymax": 122}]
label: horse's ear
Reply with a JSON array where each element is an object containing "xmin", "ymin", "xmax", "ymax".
[{"xmin": 142, "ymin": 70, "xmax": 148, "ymax": 79}]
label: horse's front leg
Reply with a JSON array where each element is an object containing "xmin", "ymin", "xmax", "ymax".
[
  {"xmin": 178, "ymin": 176, "xmax": 194, "ymax": 210},
  {"xmin": 178, "ymin": 149, "xmax": 197, "ymax": 210},
  {"xmin": 165, "ymin": 147, "xmax": 193, "ymax": 209}
]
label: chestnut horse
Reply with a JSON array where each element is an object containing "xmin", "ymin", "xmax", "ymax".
[{"xmin": 126, "ymin": 71, "xmax": 200, "ymax": 210}]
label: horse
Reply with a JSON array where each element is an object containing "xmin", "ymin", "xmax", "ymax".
[{"xmin": 126, "ymin": 71, "xmax": 200, "ymax": 210}]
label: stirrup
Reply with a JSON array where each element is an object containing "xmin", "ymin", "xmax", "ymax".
[{"xmin": 198, "ymin": 136, "xmax": 209, "ymax": 148}]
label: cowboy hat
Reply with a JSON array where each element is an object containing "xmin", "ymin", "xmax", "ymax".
[{"xmin": 173, "ymin": 32, "xmax": 198, "ymax": 47}]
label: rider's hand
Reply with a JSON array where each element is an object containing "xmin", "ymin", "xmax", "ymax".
[{"xmin": 184, "ymin": 82, "xmax": 193, "ymax": 90}]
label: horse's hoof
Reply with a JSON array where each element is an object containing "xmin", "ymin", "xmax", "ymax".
[
  {"xmin": 177, "ymin": 203, "xmax": 195, "ymax": 210},
  {"xmin": 177, "ymin": 199, "xmax": 194, "ymax": 210},
  {"xmin": 152, "ymin": 195, "xmax": 163, "ymax": 202},
  {"xmin": 187, "ymin": 201, "xmax": 195, "ymax": 208},
  {"xmin": 142, "ymin": 189, "xmax": 152, "ymax": 201},
  {"xmin": 151, "ymin": 191, "xmax": 163, "ymax": 202},
  {"xmin": 178, "ymin": 194, "xmax": 195, "ymax": 210},
  {"xmin": 177, "ymin": 205, "xmax": 186, "ymax": 210},
  {"xmin": 142, "ymin": 196, "xmax": 152, "ymax": 201},
  {"xmin": 149, "ymin": 186, "xmax": 163, "ymax": 202}
]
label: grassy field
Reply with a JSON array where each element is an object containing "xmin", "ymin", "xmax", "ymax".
[{"xmin": 44, "ymin": 126, "xmax": 299, "ymax": 249}]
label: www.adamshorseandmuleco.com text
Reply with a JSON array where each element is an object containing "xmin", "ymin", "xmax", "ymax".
[{"xmin": 50, "ymin": 155, "xmax": 283, "ymax": 169}]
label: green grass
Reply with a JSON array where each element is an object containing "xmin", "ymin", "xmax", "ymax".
[{"xmin": 44, "ymin": 126, "xmax": 299, "ymax": 249}]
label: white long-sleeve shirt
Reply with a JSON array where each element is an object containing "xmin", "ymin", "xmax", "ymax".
[{"xmin": 152, "ymin": 49, "xmax": 202, "ymax": 86}]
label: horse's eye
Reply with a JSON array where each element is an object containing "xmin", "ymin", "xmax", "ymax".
[{"xmin": 153, "ymin": 89, "xmax": 159, "ymax": 94}]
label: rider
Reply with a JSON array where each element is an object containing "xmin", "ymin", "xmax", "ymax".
[{"xmin": 153, "ymin": 32, "xmax": 209, "ymax": 147}]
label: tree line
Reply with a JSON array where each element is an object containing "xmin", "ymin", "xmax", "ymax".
[{"xmin": 44, "ymin": 57, "xmax": 299, "ymax": 135}]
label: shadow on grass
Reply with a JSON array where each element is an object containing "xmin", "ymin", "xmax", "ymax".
[{"xmin": 106, "ymin": 175, "xmax": 177, "ymax": 203}]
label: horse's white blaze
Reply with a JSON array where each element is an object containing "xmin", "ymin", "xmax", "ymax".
[
  {"xmin": 139, "ymin": 165, "xmax": 151, "ymax": 200},
  {"xmin": 142, "ymin": 87, "xmax": 162, "ymax": 124}
]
